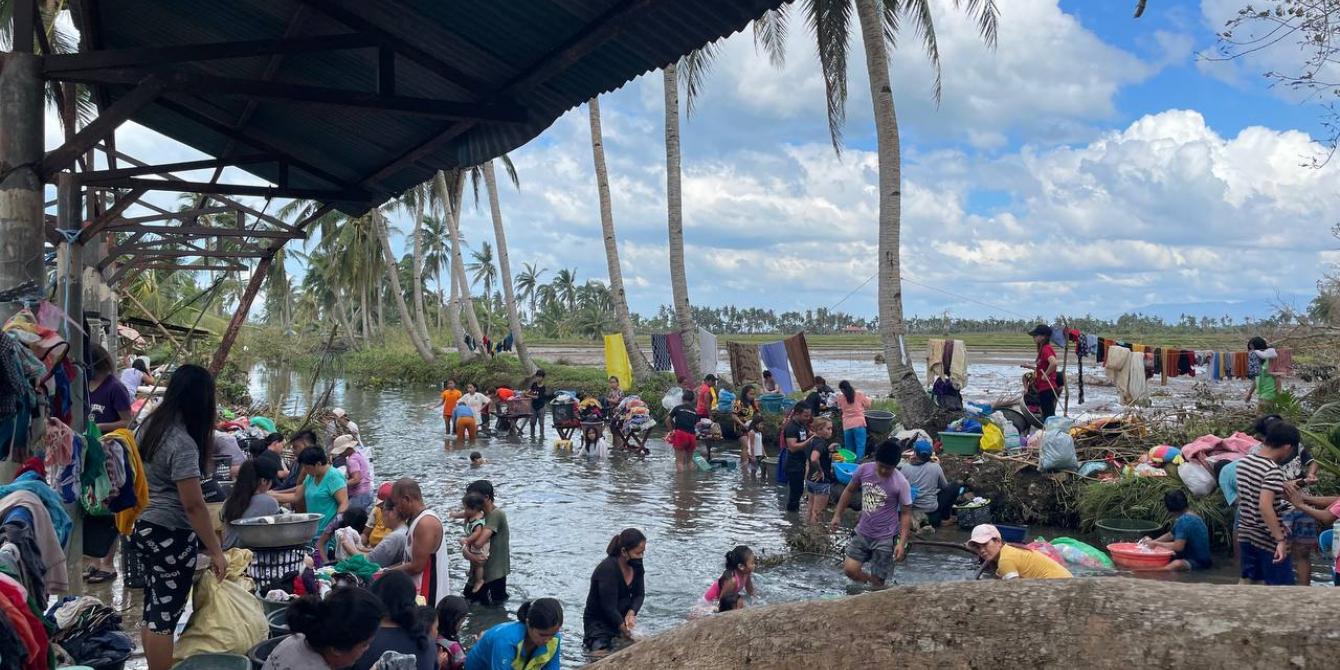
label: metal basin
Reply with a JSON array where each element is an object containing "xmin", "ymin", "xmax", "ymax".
[{"xmin": 230, "ymin": 513, "xmax": 321, "ymax": 549}]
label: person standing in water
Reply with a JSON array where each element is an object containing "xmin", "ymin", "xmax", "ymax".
[
  {"xmin": 438, "ymin": 380, "xmax": 462, "ymax": 435},
  {"xmin": 782, "ymin": 403, "xmax": 816, "ymax": 513},
  {"xmin": 84, "ymin": 344, "xmax": 133, "ymax": 583},
  {"xmin": 583, "ymin": 529, "xmax": 646, "ymax": 655},
  {"xmin": 389, "ymin": 479, "xmax": 452, "ymax": 606},
  {"xmin": 829, "ymin": 440, "xmax": 913, "ymax": 588},
  {"xmin": 463, "ymin": 480, "xmax": 511, "ymax": 605},
  {"xmin": 1025, "ymin": 325, "xmax": 1060, "ymax": 419},
  {"xmin": 834, "ymin": 380, "xmax": 872, "ymax": 460}
]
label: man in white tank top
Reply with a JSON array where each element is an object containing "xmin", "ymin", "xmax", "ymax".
[{"xmin": 389, "ymin": 479, "xmax": 450, "ymax": 606}]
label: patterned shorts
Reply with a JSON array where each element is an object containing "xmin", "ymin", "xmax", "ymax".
[{"xmin": 131, "ymin": 520, "xmax": 200, "ymax": 633}]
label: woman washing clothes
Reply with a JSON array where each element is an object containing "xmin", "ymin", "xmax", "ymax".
[
  {"xmin": 221, "ymin": 458, "xmax": 283, "ymax": 549},
  {"xmin": 583, "ymin": 529, "xmax": 646, "ymax": 655}
]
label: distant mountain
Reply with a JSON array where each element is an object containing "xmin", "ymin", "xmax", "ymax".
[{"xmin": 1122, "ymin": 299, "xmax": 1292, "ymax": 322}]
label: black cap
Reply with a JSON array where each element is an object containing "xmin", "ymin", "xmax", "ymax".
[
  {"xmin": 1028, "ymin": 324, "xmax": 1053, "ymax": 338},
  {"xmin": 705, "ymin": 374, "xmax": 717, "ymax": 382},
  {"xmin": 264, "ymin": 432, "xmax": 284, "ymax": 445}
]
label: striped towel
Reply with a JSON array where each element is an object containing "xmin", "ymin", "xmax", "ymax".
[{"xmin": 651, "ymin": 334, "xmax": 672, "ymax": 371}]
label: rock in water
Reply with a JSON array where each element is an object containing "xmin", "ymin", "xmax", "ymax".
[{"xmin": 590, "ymin": 578, "xmax": 1340, "ymax": 669}]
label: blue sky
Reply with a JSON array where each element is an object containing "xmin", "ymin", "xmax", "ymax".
[{"xmin": 52, "ymin": 0, "xmax": 1340, "ymax": 321}]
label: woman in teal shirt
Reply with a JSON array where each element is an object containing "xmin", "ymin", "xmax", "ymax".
[
  {"xmin": 276, "ymin": 446, "xmax": 348, "ymax": 541},
  {"xmin": 464, "ymin": 598, "xmax": 562, "ymax": 670}
]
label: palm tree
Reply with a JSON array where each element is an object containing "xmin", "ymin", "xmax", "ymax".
[
  {"xmin": 398, "ymin": 181, "xmax": 434, "ymax": 345},
  {"xmin": 757, "ymin": 0, "xmax": 998, "ymax": 428},
  {"xmin": 372, "ymin": 207, "xmax": 435, "ymax": 361},
  {"xmin": 433, "ymin": 169, "xmax": 483, "ymax": 354},
  {"xmin": 515, "ymin": 262, "xmax": 547, "ymax": 322},
  {"xmin": 587, "ymin": 97, "xmax": 653, "ymax": 380},
  {"xmin": 480, "ymin": 160, "xmax": 538, "ymax": 373},
  {"xmin": 551, "ymin": 268, "xmax": 579, "ymax": 312},
  {"xmin": 421, "ymin": 213, "xmax": 449, "ymax": 329},
  {"xmin": 663, "ymin": 58, "xmax": 706, "ymax": 380},
  {"xmin": 467, "ymin": 241, "xmax": 497, "ymax": 299}
]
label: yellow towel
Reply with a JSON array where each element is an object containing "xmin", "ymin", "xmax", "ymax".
[
  {"xmin": 604, "ymin": 334, "xmax": 633, "ymax": 390},
  {"xmin": 110, "ymin": 428, "xmax": 149, "ymax": 535}
]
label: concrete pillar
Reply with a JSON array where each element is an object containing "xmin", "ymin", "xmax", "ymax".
[
  {"xmin": 0, "ymin": 51, "xmax": 45, "ymax": 326},
  {"xmin": 56, "ymin": 173, "xmax": 85, "ymax": 595}
]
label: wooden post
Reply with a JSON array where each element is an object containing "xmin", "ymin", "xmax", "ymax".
[
  {"xmin": 56, "ymin": 173, "xmax": 86, "ymax": 595},
  {"xmin": 210, "ymin": 252, "xmax": 272, "ymax": 374},
  {"xmin": 0, "ymin": 49, "xmax": 45, "ymax": 326},
  {"xmin": 1061, "ymin": 320, "xmax": 1071, "ymax": 416}
]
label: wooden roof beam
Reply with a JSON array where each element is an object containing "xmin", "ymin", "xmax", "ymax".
[
  {"xmin": 78, "ymin": 154, "xmax": 276, "ymax": 182},
  {"xmin": 41, "ymin": 75, "xmax": 166, "ymax": 178},
  {"xmin": 82, "ymin": 176, "xmax": 369, "ymax": 202},
  {"xmin": 111, "ymin": 224, "xmax": 304, "ymax": 240},
  {"xmin": 43, "ymin": 33, "xmax": 379, "ymax": 73}
]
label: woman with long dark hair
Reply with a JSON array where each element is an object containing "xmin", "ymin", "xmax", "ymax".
[
  {"xmin": 84, "ymin": 344, "xmax": 135, "ymax": 583},
  {"xmin": 732, "ymin": 385, "xmax": 763, "ymax": 472},
  {"xmin": 834, "ymin": 380, "xmax": 872, "ymax": 460},
  {"xmin": 351, "ymin": 571, "xmax": 436, "ymax": 670},
  {"xmin": 582, "ymin": 528, "xmax": 645, "ymax": 655},
  {"xmin": 264, "ymin": 587, "xmax": 385, "ymax": 670},
  {"xmin": 466, "ymin": 598, "xmax": 564, "ymax": 669},
  {"xmin": 221, "ymin": 458, "xmax": 282, "ymax": 549},
  {"xmin": 130, "ymin": 364, "xmax": 227, "ymax": 670}
]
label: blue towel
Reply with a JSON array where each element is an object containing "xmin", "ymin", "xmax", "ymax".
[
  {"xmin": 760, "ymin": 341, "xmax": 794, "ymax": 394},
  {"xmin": 0, "ymin": 472, "xmax": 73, "ymax": 547}
]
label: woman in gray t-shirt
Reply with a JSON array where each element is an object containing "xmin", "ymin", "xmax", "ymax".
[
  {"xmin": 130, "ymin": 364, "xmax": 229, "ymax": 670},
  {"xmin": 221, "ymin": 458, "xmax": 283, "ymax": 549}
]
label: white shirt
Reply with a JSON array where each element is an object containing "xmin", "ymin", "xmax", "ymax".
[{"xmin": 460, "ymin": 392, "xmax": 490, "ymax": 419}]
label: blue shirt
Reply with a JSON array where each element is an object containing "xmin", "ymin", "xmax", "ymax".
[
  {"xmin": 453, "ymin": 403, "xmax": 476, "ymax": 421},
  {"xmin": 1219, "ymin": 459, "xmax": 1241, "ymax": 507},
  {"xmin": 464, "ymin": 621, "xmax": 560, "ymax": 670},
  {"xmin": 1172, "ymin": 513, "xmax": 1212, "ymax": 570}
]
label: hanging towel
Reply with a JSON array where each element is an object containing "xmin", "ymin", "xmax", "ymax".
[
  {"xmin": 759, "ymin": 341, "xmax": 795, "ymax": 394},
  {"xmin": 727, "ymin": 342, "xmax": 763, "ymax": 387},
  {"xmin": 1105, "ymin": 345, "xmax": 1149, "ymax": 406},
  {"xmin": 604, "ymin": 334, "xmax": 633, "ymax": 392},
  {"xmin": 927, "ymin": 339, "xmax": 947, "ymax": 380},
  {"xmin": 697, "ymin": 328, "xmax": 718, "ymax": 375},
  {"xmin": 666, "ymin": 331, "xmax": 691, "ymax": 383},
  {"xmin": 784, "ymin": 333, "xmax": 815, "ymax": 391},
  {"xmin": 947, "ymin": 340, "xmax": 968, "ymax": 390},
  {"xmin": 1050, "ymin": 327, "xmax": 1065, "ymax": 348},
  {"xmin": 650, "ymin": 334, "xmax": 672, "ymax": 371},
  {"xmin": 1268, "ymin": 348, "xmax": 1293, "ymax": 376},
  {"xmin": 1234, "ymin": 351, "xmax": 1250, "ymax": 380}
]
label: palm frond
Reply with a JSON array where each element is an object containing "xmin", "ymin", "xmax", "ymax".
[
  {"xmin": 753, "ymin": 7, "xmax": 790, "ymax": 68},
  {"xmin": 807, "ymin": 0, "xmax": 852, "ymax": 153},
  {"xmin": 905, "ymin": 0, "xmax": 944, "ymax": 104},
  {"xmin": 957, "ymin": 0, "xmax": 1000, "ymax": 49},
  {"xmin": 500, "ymin": 155, "xmax": 520, "ymax": 190},
  {"xmin": 678, "ymin": 44, "xmax": 720, "ymax": 116}
]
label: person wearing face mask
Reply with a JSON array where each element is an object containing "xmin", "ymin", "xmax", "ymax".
[
  {"xmin": 582, "ymin": 528, "xmax": 646, "ymax": 656},
  {"xmin": 464, "ymin": 598, "xmax": 563, "ymax": 670}
]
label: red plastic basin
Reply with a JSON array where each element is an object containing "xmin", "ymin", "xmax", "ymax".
[{"xmin": 1106, "ymin": 542, "xmax": 1173, "ymax": 570}]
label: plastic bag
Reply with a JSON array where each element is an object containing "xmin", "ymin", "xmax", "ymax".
[
  {"xmin": 662, "ymin": 387, "xmax": 682, "ymax": 412},
  {"xmin": 716, "ymin": 389, "xmax": 735, "ymax": 412},
  {"xmin": 1050, "ymin": 537, "xmax": 1115, "ymax": 570},
  {"xmin": 174, "ymin": 549, "xmax": 267, "ymax": 660},
  {"xmin": 980, "ymin": 423, "xmax": 1005, "ymax": 454},
  {"xmin": 1178, "ymin": 461, "xmax": 1217, "ymax": 497},
  {"xmin": 1040, "ymin": 423, "xmax": 1078, "ymax": 472},
  {"xmin": 1002, "ymin": 422, "xmax": 1022, "ymax": 452}
]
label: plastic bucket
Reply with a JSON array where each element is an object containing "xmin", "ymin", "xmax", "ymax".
[
  {"xmin": 173, "ymin": 654, "xmax": 250, "ymax": 670},
  {"xmin": 864, "ymin": 410, "xmax": 896, "ymax": 434},
  {"xmin": 248, "ymin": 636, "xmax": 287, "ymax": 670},
  {"xmin": 996, "ymin": 524, "xmax": 1028, "ymax": 543},
  {"xmin": 835, "ymin": 448, "xmax": 857, "ymax": 464},
  {"xmin": 1107, "ymin": 542, "xmax": 1173, "ymax": 570},
  {"xmin": 939, "ymin": 432, "xmax": 982, "ymax": 456},
  {"xmin": 953, "ymin": 500, "xmax": 992, "ymax": 529},
  {"xmin": 759, "ymin": 393, "xmax": 786, "ymax": 414},
  {"xmin": 1095, "ymin": 519, "xmax": 1163, "ymax": 548},
  {"xmin": 834, "ymin": 462, "xmax": 858, "ymax": 485}
]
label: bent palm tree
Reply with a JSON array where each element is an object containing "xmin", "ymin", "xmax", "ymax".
[
  {"xmin": 757, "ymin": 0, "xmax": 998, "ymax": 428},
  {"xmin": 373, "ymin": 208, "xmax": 435, "ymax": 362},
  {"xmin": 434, "ymin": 169, "xmax": 484, "ymax": 353},
  {"xmin": 481, "ymin": 160, "xmax": 538, "ymax": 374},
  {"xmin": 515, "ymin": 262, "xmax": 547, "ymax": 322},
  {"xmin": 588, "ymin": 98, "xmax": 653, "ymax": 380},
  {"xmin": 663, "ymin": 63, "xmax": 701, "ymax": 380}
]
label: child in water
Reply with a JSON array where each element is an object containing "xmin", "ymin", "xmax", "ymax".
[
  {"xmin": 580, "ymin": 425, "xmax": 609, "ymax": 460},
  {"xmin": 693, "ymin": 545, "xmax": 756, "ymax": 616},
  {"xmin": 470, "ymin": 451, "xmax": 487, "ymax": 467},
  {"xmin": 459, "ymin": 492, "xmax": 492, "ymax": 595}
]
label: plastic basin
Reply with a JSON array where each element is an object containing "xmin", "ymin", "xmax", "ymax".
[
  {"xmin": 173, "ymin": 654, "xmax": 249, "ymax": 670},
  {"xmin": 248, "ymin": 636, "xmax": 287, "ymax": 670},
  {"xmin": 864, "ymin": 410, "xmax": 896, "ymax": 434},
  {"xmin": 232, "ymin": 513, "xmax": 322, "ymax": 548},
  {"xmin": 939, "ymin": 432, "xmax": 981, "ymax": 456},
  {"xmin": 834, "ymin": 462, "xmax": 858, "ymax": 485},
  {"xmin": 996, "ymin": 524, "xmax": 1028, "ymax": 543},
  {"xmin": 1107, "ymin": 542, "xmax": 1173, "ymax": 570},
  {"xmin": 1095, "ymin": 518, "xmax": 1163, "ymax": 547},
  {"xmin": 834, "ymin": 448, "xmax": 857, "ymax": 464}
]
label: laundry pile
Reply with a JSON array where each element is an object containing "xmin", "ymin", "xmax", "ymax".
[{"xmin": 46, "ymin": 596, "xmax": 134, "ymax": 669}]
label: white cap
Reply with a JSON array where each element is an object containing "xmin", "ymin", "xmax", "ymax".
[{"xmin": 968, "ymin": 524, "xmax": 1001, "ymax": 546}]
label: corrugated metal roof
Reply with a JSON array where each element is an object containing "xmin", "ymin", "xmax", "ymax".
[{"xmin": 72, "ymin": 0, "xmax": 788, "ymax": 215}]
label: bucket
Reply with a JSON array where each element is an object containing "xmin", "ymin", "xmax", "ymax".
[
  {"xmin": 939, "ymin": 432, "xmax": 982, "ymax": 456},
  {"xmin": 834, "ymin": 462, "xmax": 858, "ymax": 485},
  {"xmin": 996, "ymin": 524, "xmax": 1028, "ymax": 543},
  {"xmin": 835, "ymin": 448, "xmax": 857, "ymax": 464},
  {"xmin": 953, "ymin": 499, "xmax": 992, "ymax": 529},
  {"xmin": 759, "ymin": 393, "xmax": 786, "ymax": 414},
  {"xmin": 267, "ymin": 607, "xmax": 288, "ymax": 638},
  {"xmin": 693, "ymin": 454, "xmax": 712, "ymax": 471},
  {"xmin": 248, "ymin": 636, "xmax": 287, "ymax": 670},
  {"xmin": 173, "ymin": 653, "xmax": 250, "ymax": 670},
  {"xmin": 863, "ymin": 410, "xmax": 896, "ymax": 434},
  {"xmin": 1095, "ymin": 518, "xmax": 1163, "ymax": 547}
]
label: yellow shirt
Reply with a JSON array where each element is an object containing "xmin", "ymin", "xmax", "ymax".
[
  {"xmin": 440, "ymin": 389, "xmax": 462, "ymax": 416},
  {"xmin": 995, "ymin": 545, "xmax": 1072, "ymax": 580},
  {"xmin": 367, "ymin": 505, "xmax": 389, "ymax": 546}
]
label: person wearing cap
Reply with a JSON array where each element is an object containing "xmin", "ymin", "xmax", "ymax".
[
  {"xmin": 333, "ymin": 434, "xmax": 374, "ymax": 511},
  {"xmin": 829, "ymin": 439, "xmax": 913, "ymax": 588},
  {"xmin": 364, "ymin": 482, "xmax": 396, "ymax": 548},
  {"xmin": 1024, "ymin": 325, "xmax": 1061, "ymax": 419},
  {"xmin": 899, "ymin": 440, "xmax": 950, "ymax": 529},
  {"xmin": 967, "ymin": 524, "xmax": 1072, "ymax": 580},
  {"xmin": 695, "ymin": 374, "xmax": 718, "ymax": 418},
  {"xmin": 221, "ymin": 458, "xmax": 283, "ymax": 549}
]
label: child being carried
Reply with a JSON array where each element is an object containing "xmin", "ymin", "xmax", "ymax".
[{"xmin": 458, "ymin": 492, "xmax": 492, "ymax": 595}]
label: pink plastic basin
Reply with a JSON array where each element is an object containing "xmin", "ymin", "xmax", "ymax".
[{"xmin": 1106, "ymin": 542, "xmax": 1173, "ymax": 570}]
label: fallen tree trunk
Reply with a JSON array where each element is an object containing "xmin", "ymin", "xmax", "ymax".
[{"xmin": 592, "ymin": 578, "xmax": 1340, "ymax": 669}]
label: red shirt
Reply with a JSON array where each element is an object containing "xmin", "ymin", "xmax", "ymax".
[
  {"xmin": 1034, "ymin": 344, "xmax": 1058, "ymax": 392},
  {"xmin": 696, "ymin": 383, "xmax": 715, "ymax": 417}
]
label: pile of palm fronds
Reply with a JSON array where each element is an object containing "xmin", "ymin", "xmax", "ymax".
[{"xmin": 1077, "ymin": 476, "xmax": 1233, "ymax": 547}]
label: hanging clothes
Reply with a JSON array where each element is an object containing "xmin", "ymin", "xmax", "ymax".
[
  {"xmin": 603, "ymin": 334, "xmax": 633, "ymax": 391},
  {"xmin": 697, "ymin": 328, "xmax": 718, "ymax": 375},
  {"xmin": 650, "ymin": 334, "xmax": 672, "ymax": 372},
  {"xmin": 1075, "ymin": 347, "xmax": 1086, "ymax": 406},
  {"xmin": 0, "ymin": 491, "xmax": 67, "ymax": 594},
  {"xmin": 784, "ymin": 333, "xmax": 815, "ymax": 391},
  {"xmin": 0, "ymin": 473, "xmax": 71, "ymax": 547},
  {"xmin": 726, "ymin": 342, "xmax": 763, "ymax": 387},
  {"xmin": 759, "ymin": 341, "xmax": 794, "ymax": 394},
  {"xmin": 926, "ymin": 339, "xmax": 947, "ymax": 380},
  {"xmin": 665, "ymin": 331, "xmax": 691, "ymax": 383},
  {"xmin": 1268, "ymin": 348, "xmax": 1293, "ymax": 376},
  {"xmin": 947, "ymin": 340, "xmax": 968, "ymax": 390},
  {"xmin": 1049, "ymin": 327, "xmax": 1065, "ymax": 348},
  {"xmin": 1105, "ymin": 345, "xmax": 1149, "ymax": 406},
  {"xmin": 108, "ymin": 429, "xmax": 148, "ymax": 537},
  {"xmin": 1234, "ymin": 351, "xmax": 1250, "ymax": 379}
]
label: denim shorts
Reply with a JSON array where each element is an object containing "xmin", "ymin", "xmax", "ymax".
[{"xmin": 805, "ymin": 481, "xmax": 832, "ymax": 496}]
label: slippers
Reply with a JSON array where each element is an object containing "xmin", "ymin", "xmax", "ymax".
[{"xmin": 86, "ymin": 569, "xmax": 117, "ymax": 584}]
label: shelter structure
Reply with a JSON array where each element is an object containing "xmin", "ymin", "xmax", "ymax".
[{"xmin": 0, "ymin": 0, "xmax": 787, "ymax": 591}]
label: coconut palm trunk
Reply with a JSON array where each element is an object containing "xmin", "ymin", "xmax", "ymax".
[
  {"xmin": 334, "ymin": 290, "xmax": 360, "ymax": 349},
  {"xmin": 588, "ymin": 98, "xmax": 653, "ymax": 380},
  {"xmin": 433, "ymin": 170, "xmax": 476, "ymax": 357},
  {"xmin": 409, "ymin": 187, "xmax": 433, "ymax": 345},
  {"xmin": 374, "ymin": 210, "xmax": 436, "ymax": 362},
  {"xmin": 483, "ymin": 161, "xmax": 537, "ymax": 374},
  {"xmin": 663, "ymin": 65, "xmax": 701, "ymax": 380},
  {"xmin": 446, "ymin": 174, "xmax": 486, "ymax": 348},
  {"xmin": 856, "ymin": 0, "xmax": 935, "ymax": 427}
]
